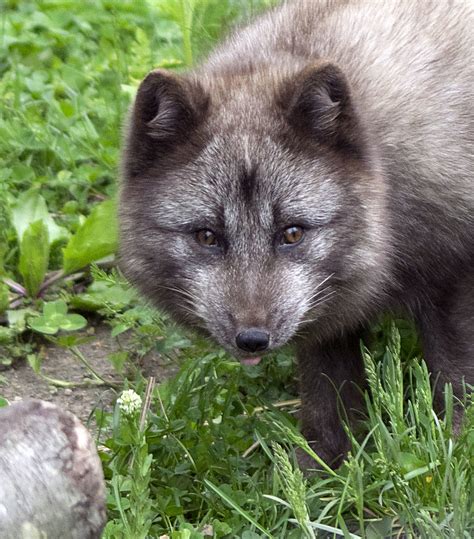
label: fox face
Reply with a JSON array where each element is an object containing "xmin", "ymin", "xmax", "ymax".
[{"xmin": 120, "ymin": 64, "xmax": 388, "ymax": 362}]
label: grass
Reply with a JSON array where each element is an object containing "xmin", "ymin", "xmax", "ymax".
[
  {"xmin": 101, "ymin": 321, "xmax": 473, "ymax": 538},
  {"xmin": 0, "ymin": 1, "xmax": 472, "ymax": 537}
]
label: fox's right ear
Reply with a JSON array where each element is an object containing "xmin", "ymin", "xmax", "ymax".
[
  {"xmin": 279, "ymin": 62, "xmax": 363, "ymax": 155},
  {"xmin": 131, "ymin": 69, "xmax": 209, "ymax": 141}
]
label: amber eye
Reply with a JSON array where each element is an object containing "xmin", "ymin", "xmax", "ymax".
[
  {"xmin": 196, "ymin": 229, "xmax": 218, "ymax": 247},
  {"xmin": 282, "ymin": 226, "xmax": 304, "ymax": 245}
]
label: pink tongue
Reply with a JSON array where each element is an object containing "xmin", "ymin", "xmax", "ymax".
[{"xmin": 240, "ymin": 356, "xmax": 262, "ymax": 366}]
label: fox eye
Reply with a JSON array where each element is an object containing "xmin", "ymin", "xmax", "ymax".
[
  {"xmin": 281, "ymin": 226, "xmax": 304, "ymax": 245},
  {"xmin": 196, "ymin": 229, "xmax": 218, "ymax": 247}
]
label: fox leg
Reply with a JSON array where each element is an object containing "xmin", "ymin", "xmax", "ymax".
[
  {"xmin": 418, "ymin": 273, "xmax": 474, "ymax": 432},
  {"xmin": 296, "ymin": 332, "xmax": 365, "ymax": 469}
]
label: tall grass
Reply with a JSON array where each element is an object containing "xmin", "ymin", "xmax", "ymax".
[{"xmin": 102, "ymin": 324, "xmax": 473, "ymax": 537}]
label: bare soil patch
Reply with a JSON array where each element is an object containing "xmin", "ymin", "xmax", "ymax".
[{"xmin": 0, "ymin": 325, "xmax": 177, "ymax": 426}]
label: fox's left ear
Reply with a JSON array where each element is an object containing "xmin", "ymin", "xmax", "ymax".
[
  {"xmin": 280, "ymin": 62, "xmax": 362, "ymax": 154},
  {"xmin": 124, "ymin": 70, "xmax": 209, "ymax": 178},
  {"xmin": 131, "ymin": 69, "xmax": 209, "ymax": 141}
]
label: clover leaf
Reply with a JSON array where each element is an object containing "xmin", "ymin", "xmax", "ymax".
[{"xmin": 29, "ymin": 300, "xmax": 87, "ymax": 335}]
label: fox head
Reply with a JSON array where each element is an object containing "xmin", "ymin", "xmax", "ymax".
[{"xmin": 120, "ymin": 62, "xmax": 388, "ymax": 363}]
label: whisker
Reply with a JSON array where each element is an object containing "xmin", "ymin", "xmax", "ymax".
[
  {"xmin": 152, "ymin": 283, "xmax": 209, "ymax": 325},
  {"xmin": 306, "ymin": 286, "xmax": 334, "ymax": 309},
  {"xmin": 314, "ymin": 273, "xmax": 334, "ymax": 292},
  {"xmin": 293, "ymin": 290, "xmax": 339, "ymax": 333}
]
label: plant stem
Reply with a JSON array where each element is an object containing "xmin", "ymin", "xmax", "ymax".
[
  {"xmin": 38, "ymin": 270, "xmax": 65, "ymax": 296},
  {"xmin": 39, "ymin": 372, "xmax": 106, "ymax": 388},
  {"xmin": 139, "ymin": 376, "xmax": 155, "ymax": 432},
  {"xmin": 8, "ymin": 298, "xmax": 23, "ymax": 309},
  {"xmin": 2, "ymin": 278, "xmax": 27, "ymax": 297},
  {"xmin": 38, "ymin": 259, "xmax": 116, "ymax": 297},
  {"xmin": 70, "ymin": 346, "xmax": 120, "ymax": 388}
]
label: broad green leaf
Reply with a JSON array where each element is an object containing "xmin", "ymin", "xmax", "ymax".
[
  {"xmin": 70, "ymin": 281, "xmax": 135, "ymax": 312},
  {"xmin": 59, "ymin": 313, "xmax": 87, "ymax": 331},
  {"xmin": 18, "ymin": 220, "xmax": 50, "ymax": 297},
  {"xmin": 62, "ymin": 200, "xmax": 118, "ymax": 274},
  {"xmin": 0, "ymin": 240, "xmax": 7, "ymax": 276},
  {"xmin": 111, "ymin": 323, "xmax": 130, "ymax": 337},
  {"xmin": 11, "ymin": 189, "xmax": 67, "ymax": 244},
  {"xmin": 29, "ymin": 316, "xmax": 59, "ymax": 335},
  {"xmin": 0, "ymin": 282, "xmax": 9, "ymax": 314},
  {"xmin": 0, "ymin": 327, "xmax": 13, "ymax": 344},
  {"xmin": 6, "ymin": 309, "xmax": 35, "ymax": 332},
  {"xmin": 398, "ymin": 452, "xmax": 425, "ymax": 475},
  {"xmin": 0, "ymin": 397, "xmax": 9, "ymax": 408},
  {"xmin": 29, "ymin": 300, "xmax": 87, "ymax": 334},
  {"xmin": 44, "ymin": 299, "xmax": 68, "ymax": 317}
]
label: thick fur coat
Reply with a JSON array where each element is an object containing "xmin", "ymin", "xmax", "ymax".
[{"xmin": 120, "ymin": 0, "xmax": 473, "ymax": 467}]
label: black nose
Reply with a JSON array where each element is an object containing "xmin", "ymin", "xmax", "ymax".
[{"xmin": 236, "ymin": 329, "xmax": 270, "ymax": 353}]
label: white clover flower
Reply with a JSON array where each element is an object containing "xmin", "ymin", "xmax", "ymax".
[{"xmin": 117, "ymin": 389, "xmax": 142, "ymax": 416}]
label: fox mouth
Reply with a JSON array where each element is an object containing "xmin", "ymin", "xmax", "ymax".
[{"xmin": 240, "ymin": 356, "xmax": 262, "ymax": 366}]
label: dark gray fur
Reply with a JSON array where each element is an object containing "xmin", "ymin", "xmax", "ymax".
[{"xmin": 120, "ymin": 0, "xmax": 473, "ymax": 467}]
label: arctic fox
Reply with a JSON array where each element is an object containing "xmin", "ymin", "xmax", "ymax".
[{"xmin": 120, "ymin": 0, "xmax": 473, "ymax": 467}]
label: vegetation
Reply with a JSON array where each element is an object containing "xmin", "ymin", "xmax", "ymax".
[{"xmin": 0, "ymin": 1, "xmax": 472, "ymax": 537}]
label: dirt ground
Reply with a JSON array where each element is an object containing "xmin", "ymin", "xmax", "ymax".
[{"xmin": 0, "ymin": 325, "xmax": 178, "ymax": 427}]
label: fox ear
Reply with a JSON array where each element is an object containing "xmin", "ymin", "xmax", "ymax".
[
  {"xmin": 281, "ymin": 62, "xmax": 361, "ymax": 153},
  {"xmin": 131, "ymin": 69, "xmax": 209, "ymax": 141},
  {"xmin": 124, "ymin": 70, "xmax": 209, "ymax": 178}
]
